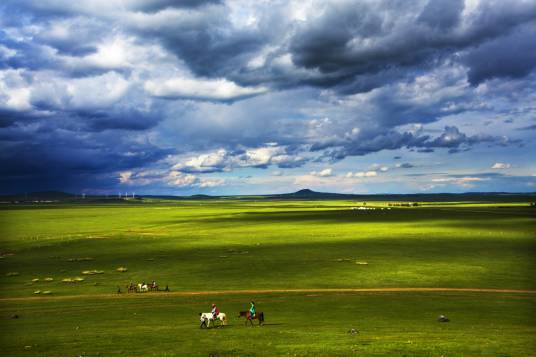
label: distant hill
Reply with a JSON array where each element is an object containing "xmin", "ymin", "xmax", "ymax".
[
  {"xmin": 1, "ymin": 189, "xmax": 535, "ymax": 203},
  {"xmin": 268, "ymin": 189, "xmax": 536, "ymax": 202},
  {"xmin": 271, "ymin": 189, "xmax": 352, "ymax": 199}
]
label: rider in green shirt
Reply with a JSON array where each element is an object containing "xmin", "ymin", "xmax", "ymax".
[{"xmin": 249, "ymin": 301, "xmax": 256, "ymax": 319}]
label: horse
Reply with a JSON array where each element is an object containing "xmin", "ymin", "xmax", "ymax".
[
  {"xmin": 127, "ymin": 283, "xmax": 137, "ymax": 293},
  {"xmin": 238, "ymin": 311, "xmax": 264, "ymax": 326},
  {"xmin": 199, "ymin": 312, "xmax": 227, "ymax": 328},
  {"xmin": 138, "ymin": 283, "xmax": 148, "ymax": 292},
  {"xmin": 149, "ymin": 281, "xmax": 158, "ymax": 292}
]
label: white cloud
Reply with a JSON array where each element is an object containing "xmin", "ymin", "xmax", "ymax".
[
  {"xmin": 145, "ymin": 77, "xmax": 267, "ymax": 102},
  {"xmin": 491, "ymin": 162, "xmax": 511, "ymax": 169},
  {"xmin": 165, "ymin": 171, "xmax": 198, "ymax": 187},
  {"xmin": 0, "ymin": 69, "xmax": 32, "ymax": 111},
  {"xmin": 173, "ymin": 149, "xmax": 230, "ymax": 173},
  {"xmin": 310, "ymin": 168, "xmax": 332, "ymax": 177},
  {"xmin": 31, "ymin": 71, "xmax": 129, "ymax": 110},
  {"xmin": 371, "ymin": 163, "xmax": 389, "ymax": 172},
  {"xmin": 172, "ymin": 145, "xmax": 306, "ymax": 173},
  {"xmin": 85, "ymin": 38, "xmax": 127, "ymax": 68},
  {"xmin": 347, "ymin": 171, "xmax": 377, "ymax": 178},
  {"xmin": 432, "ymin": 176, "xmax": 489, "ymax": 188},
  {"xmin": 117, "ymin": 168, "xmax": 225, "ymax": 189},
  {"xmin": 242, "ymin": 146, "xmax": 282, "ymax": 167},
  {"xmin": 166, "ymin": 171, "xmax": 224, "ymax": 188},
  {"xmin": 119, "ymin": 171, "xmax": 133, "ymax": 184},
  {"xmin": 198, "ymin": 177, "xmax": 225, "ymax": 188}
]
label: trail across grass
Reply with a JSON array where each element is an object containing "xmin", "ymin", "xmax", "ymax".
[
  {"xmin": 1, "ymin": 287, "xmax": 535, "ymax": 303},
  {"xmin": 0, "ymin": 200, "xmax": 535, "ymax": 355}
]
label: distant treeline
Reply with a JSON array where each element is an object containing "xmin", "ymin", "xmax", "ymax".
[{"xmin": 387, "ymin": 202, "xmax": 420, "ymax": 207}]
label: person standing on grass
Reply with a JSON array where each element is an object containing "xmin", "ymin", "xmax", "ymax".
[{"xmin": 249, "ymin": 301, "xmax": 256, "ymax": 320}]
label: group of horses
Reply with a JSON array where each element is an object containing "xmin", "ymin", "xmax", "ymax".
[
  {"xmin": 127, "ymin": 281, "xmax": 158, "ymax": 293},
  {"xmin": 199, "ymin": 310, "xmax": 265, "ymax": 328}
]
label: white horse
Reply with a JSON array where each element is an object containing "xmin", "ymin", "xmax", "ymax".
[
  {"xmin": 199, "ymin": 312, "xmax": 227, "ymax": 328},
  {"xmin": 137, "ymin": 283, "xmax": 148, "ymax": 292}
]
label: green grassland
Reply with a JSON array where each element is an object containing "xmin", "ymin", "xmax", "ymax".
[{"xmin": 0, "ymin": 200, "xmax": 535, "ymax": 356}]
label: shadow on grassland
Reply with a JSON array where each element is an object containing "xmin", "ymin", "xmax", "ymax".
[
  {"xmin": 152, "ymin": 207, "xmax": 536, "ymax": 231},
  {"xmin": 4, "ymin": 233, "xmax": 534, "ymax": 294}
]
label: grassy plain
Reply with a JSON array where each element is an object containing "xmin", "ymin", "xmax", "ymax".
[{"xmin": 0, "ymin": 200, "xmax": 535, "ymax": 356}]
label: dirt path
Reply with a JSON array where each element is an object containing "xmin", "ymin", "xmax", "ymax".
[{"xmin": 1, "ymin": 287, "xmax": 535, "ymax": 303}]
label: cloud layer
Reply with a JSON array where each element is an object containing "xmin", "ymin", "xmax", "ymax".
[{"xmin": 0, "ymin": 0, "xmax": 535, "ymax": 194}]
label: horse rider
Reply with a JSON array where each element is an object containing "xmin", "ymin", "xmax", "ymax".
[
  {"xmin": 211, "ymin": 304, "xmax": 220, "ymax": 319},
  {"xmin": 249, "ymin": 301, "xmax": 256, "ymax": 320}
]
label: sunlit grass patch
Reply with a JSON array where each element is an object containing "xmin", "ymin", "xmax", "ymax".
[
  {"xmin": 82, "ymin": 270, "xmax": 104, "ymax": 275},
  {"xmin": 62, "ymin": 277, "xmax": 85, "ymax": 283}
]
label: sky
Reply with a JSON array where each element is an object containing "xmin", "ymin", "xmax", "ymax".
[{"xmin": 1, "ymin": 0, "xmax": 535, "ymax": 195}]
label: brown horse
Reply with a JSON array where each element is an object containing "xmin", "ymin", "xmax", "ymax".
[
  {"xmin": 127, "ymin": 283, "xmax": 137, "ymax": 293},
  {"xmin": 238, "ymin": 311, "xmax": 264, "ymax": 326}
]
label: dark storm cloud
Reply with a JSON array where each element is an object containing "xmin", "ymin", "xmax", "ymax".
[
  {"xmin": 287, "ymin": 0, "xmax": 536, "ymax": 93},
  {"xmin": 0, "ymin": 29, "xmax": 126, "ymax": 78},
  {"xmin": 72, "ymin": 108, "xmax": 163, "ymax": 132},
  {"xmin": 0, "ymin": 124, "xmax": 174, "ymax": 193},
  {"xmin": 313, "ymin": 125, "xmax": 519, "ymax": 160},
  {"xmin": 464, "ymin": 23, "xmax": 536, "ymax": 85},
  {"xmin": 33, "ymin": 19, "xmax": 104, "ymax": 57},
  {"xmin": 427, "ymin": 126, "xmax": 478, "ymax": 148},
  {"xmin": 0, "ymin": 109, "xmax": 29, "ymax": 128},
  {"xmin": 129, "ymin": 0, "xmax": 223, "ymax": 12},
  {"xmin": 517, "ymin": 124, "xmax": 536, "ymax": 131},
  {"xmin": 130, "ymin": 7, "xmax": 265, "ymax": 78},
  {"xmin": 417, "ymin": 0, "xmax": 464, "ymax": 30},
  {"xmin": 312, "ymin": 128, "xmax": 431, "ymax": 161},
  {"xmin": 449, "ymin": 172, "xmax": 504, "ymax": 179},
  {"xmin": 0, "ymin": 31, "xmax": 57, "ymax": 71},
  {"xmin": 2, "ymin": 0, "xmax": 222, "ymax": 18}
]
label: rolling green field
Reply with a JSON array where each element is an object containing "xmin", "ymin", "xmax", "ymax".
[{"xmin": 1, "ymin": 200, "xmax": 535, "ymax": 356}]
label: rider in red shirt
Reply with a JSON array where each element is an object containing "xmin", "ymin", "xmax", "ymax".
[{"xmin": 211, "ymin": 304, "xmax": 220, "ymax": 319}]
